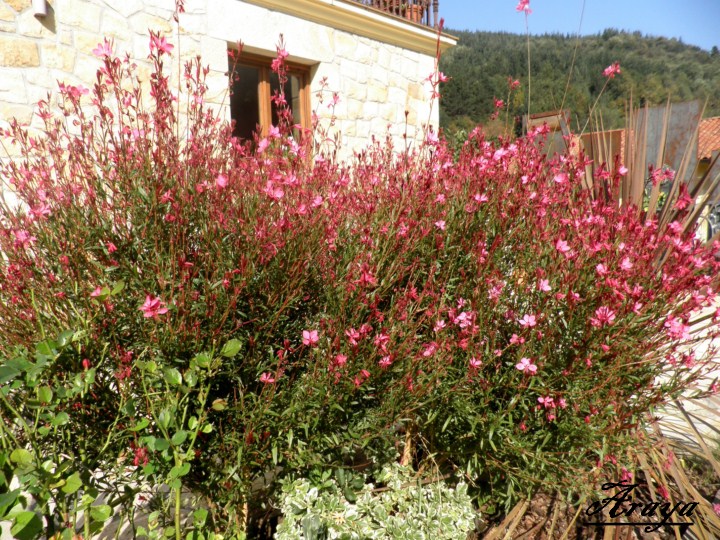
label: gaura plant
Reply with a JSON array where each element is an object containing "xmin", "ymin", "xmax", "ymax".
[{"xmin": 1, "ymin": 20, "xmax": 720, "ymax": 539}]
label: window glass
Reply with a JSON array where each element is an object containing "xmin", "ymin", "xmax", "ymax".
[
  {"xmin": 230, "ymin": 65, "xmax": 260, "ymax": 140},
  {"xmin": 270, "ymin": 72, "xmax": 302, "ymax": 128}
]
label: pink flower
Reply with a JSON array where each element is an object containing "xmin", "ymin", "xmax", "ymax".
[
  {"xmin": 268, "ymin": 125, "xmax": 281, "ymax": 139},
  {"xmin": 473, "ymin": 193, "xmax": 489, "ymax": 204},
  {"xmin": 620, "ymin": 467, "xmax": 633, "ymax": 483},
  {"xmin": 90, "ymin": 286, "xmax": 104, "ymax": 298},
  {"xmin": 657, "ymin": 485, "xmax": 670, "ymax": 500},
  {"xmin": 378, "ymin": 355, "xmax": 392, "ymax": 369},
  {"xmin": 538, "ymin": 395, "xmax": 555, "ymax": 409},
  {"xmin": 346, "ymin": 327, "xmax": 361, "ymax": 346},
  {"xmin": 302, "ymin": 329, "xmax": 319, "ymax": 347},
  {"xmin": 260, "ymin": 372, "xmax": 275, "ymax": 384},
  {"xmin": 263, "ymin": 181, "xmax": 284, "ymax": 201},
  {"xmin": 602, "ymin": 61, "xmax": 621, "ymax": 79},
  {"xmin": 133, "ymin": 446, "xmax": 149, "ymax": 467},
  {"xmin": 620, "ymin": 257, "xmax": 633, "ymax": 271},
  {"xmin": 150, "ymin": 34, "xmax": 174, "ymax": 55},
  {"xmin": 515, "ymin": 357, "xmax": 537, "ymax": 375},
  {"xmin": 713, "ymin": 503, "xmax": 720, "ymax": 516},
  {"xmin": 13, "ymin": 230, "xmax": 36, "ymax": 249},
  {"xmin": 257, "ymin": 138, "xmax": 270, "ymax": 153},
  {"xmin": 433, "ymin": 319, "xmax": 446, "ymax": 332},
  {"xmin": 469, "ymin": 357, "xmax": 482, "ymax": 369},
  {"xmin": 353, "ymin": 369, "xmax": 371, "ymax": 387},
  {"xmin": 106, "ymin": 241, "xmax": 117, "ymax": 253},
  {"xmin": 92, "ymin": 39, "xmax": 114, "ymax": 58},
  {"xmin": 664, "ymin": 316, "xmax": 690, "ymax": 340},
  {"xmin": 434, "ymin": 220, "xmax": 446, "ymax": 231},
  {"xmin": 595, "ymin": 263, "xmax": 608, "ymax": 276},
  {"xmin": 270, "ymin": 48, "xmax": 289, "ymax": 72},
  {"xmin": 518, "ymin": 313, "xmax": 537, "ymax": 328},
  {"xmin": 139, "ymin": 295, "xmax": 169, "ymax": 319},
  {"xmin": 590, "ymin": 306, "xmax": 616, "ymax": 328},
  {"xmin": 215, "ymin": 174, "xmax": 228, "ymax": 189},
  {"xmin": 555, "ymin": 238, "xmax": 571, "ymax": 254},
  {"xmin": 422, "ymin": 342, "xmax": 438, "ymax": 357},
  {"xmin": 538, "ymin": 279, "xmax": 551, "ymax": 292},
  {"xmin": 373, "ymin": 332, "xmax": 390, "ymax": 352},
  {"xmin": 30, "ymin": 202, "xmax": 51, "ymax": 220},
  {"xmin": 334, "ymin": 354, "xmax": 348, "ymax": 367},
  {"xmin": 516, "ymin": 0, "xmax": 531, "ymax": 14},
  {"xmin": 618, "ymin": 165, "xmax": 628, "ymax": 176}
]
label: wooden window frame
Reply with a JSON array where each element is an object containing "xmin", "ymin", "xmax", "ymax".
[{"xmin": 228, "ymin": 51, "xmax": 312, "ymax": 139}]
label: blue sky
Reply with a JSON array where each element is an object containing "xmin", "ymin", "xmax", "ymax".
[{"xmin": 439, "ymin": 0, "xmax": 720, "ymax": 52}]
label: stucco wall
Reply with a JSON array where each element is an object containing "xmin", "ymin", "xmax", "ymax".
[{"xmin": 0, "ymin": 0, "xmax": 441, "ymax": 161}]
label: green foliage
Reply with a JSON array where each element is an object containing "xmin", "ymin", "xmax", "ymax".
[
  {"xmin": 275, "ymin": 464, "xmax": 476, "ymax": 540},
  {"xmin": 440, "ymin": 29, "xmax": 720, "ymax": 132}
]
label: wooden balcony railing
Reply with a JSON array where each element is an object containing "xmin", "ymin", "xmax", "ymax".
[{"xmin": 350, "ymin": 0, "xmax": 440, "ymax": 28}]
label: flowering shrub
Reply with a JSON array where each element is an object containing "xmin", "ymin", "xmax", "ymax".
[{"xmin": 1, "ymin": 30, "xmax": 720, "ymax": 538}]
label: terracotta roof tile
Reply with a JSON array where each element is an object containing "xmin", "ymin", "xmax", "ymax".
[{"xmin": 699, "ymin": 117, "xmax": 720, "ymax": 160}]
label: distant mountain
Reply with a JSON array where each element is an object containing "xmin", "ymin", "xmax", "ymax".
[{"xmin": 439, "ymin": 29, "xmax": 720, "ymax": 134}]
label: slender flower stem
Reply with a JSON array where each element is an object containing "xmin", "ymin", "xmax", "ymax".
[
  {"xmin": 525, "ymin": 13, "xmax": 531, "ymax": 121},
  {"xmin": 579, "ymin": 77, "xmax": 611, "ymax": 136}
]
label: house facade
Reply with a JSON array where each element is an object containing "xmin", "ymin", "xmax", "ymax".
[{"xmin": 0, "ymin": 0, "xmax": 456, "ymax": 160}]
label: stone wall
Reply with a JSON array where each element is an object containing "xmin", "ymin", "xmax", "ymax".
[{"xmin": 0, "ymin": 0, "xmax": 446, "ymax": 161}]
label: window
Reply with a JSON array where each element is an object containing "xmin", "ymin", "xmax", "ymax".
[{"xmin": 228, "ymin": 53, "xmax": 311, "ymax": 141}]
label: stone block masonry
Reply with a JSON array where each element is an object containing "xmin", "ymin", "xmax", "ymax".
[{"xmin": 0, "ymin": 0, "xmax": 451, "ymax": 161}]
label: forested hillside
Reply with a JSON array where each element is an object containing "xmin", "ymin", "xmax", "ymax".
[{"xmin": 439, "ymin": 29, "xmax": 720, "ymax": 134}]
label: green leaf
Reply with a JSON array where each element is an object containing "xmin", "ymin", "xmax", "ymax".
[
  {"xmin": 193, "ymin": 353, "xmax": 211, "ymax": 369},
  {"xmin": 142, "ymin": 360, "xmax": 157, "ymax": 373},
  {"xmin": 193, "ymin": 508, "xmax": 208, "ymax": 527},
  {"xmin": 201, "ymin": 423, "xmax": 213, "ymax": 434},
  {"xmin": 184, "ymin": 370, "xmax": 198, "ymax": 387},
  {"xmin": 36, "ymin": 386, "xmax": 53, "ymax": 404},
  {"xmin": 211, "ymin": 399, "xmax": 227, "ymax": 411},
  {"xmin": 51, "ymin": 412, "xmax": 70, "ymax": 426},
  {"xmin": 57, "ymin": 330, "xmax": 75, "ymax": 348},
  {"xmin": 89, "ymin": 504, "xmax": 112, "ymax": 522},
  {"xmin": 111, "ymin": 281, "xmax": 126, "ymax": 295},
  {"xmin": 0, "ymin": 365, "xmax": 21, "ymax": 384},
  {"xmin": 171, "ymin": 431, "xmax": 188, "ymax": 446},
  {"xmin": 158, "ymin": 409, "xmax": 172, "ymax": 430},
  {"xmin": 35, "ymin": 340, "xmax": 57, "ymax": 358},
  {"xmin": 169, "ymin": 462, "xmax": 190, "ymax": 479},
  {"xmin": 121, "ymin": 398, "xmax": 136, "ymax": 416},
  {"xmin": 129, "ymin": 418, "xmax": 150, "ymax": 432},
  {"xmin": 62, "ymin": 472, "xmax": 83, "ymax": 494},
  {"xmin": 164, "ymin": 368, "xmax": 182, "ymax": 386},
  {"xmin": 153, "ymin": 438, "xmax": 170, "ymax": 452},
  {"xmin": 221, "ymin": 339, "xmax": 242, "ymax": 358},
  {"xmin": 0, "ymin": 489, "xmax": 21, "ymax": 519},
  {"xmin": 272, "ymin": 445, "xmax": 278, "ymax": 465},
  {"xmin": 10, "ymin": 449, "xmax": 33, "ymax": 469},
  {"xmin": 11, "ymin": 511, "xmax": 43, "ymax": 540}
]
